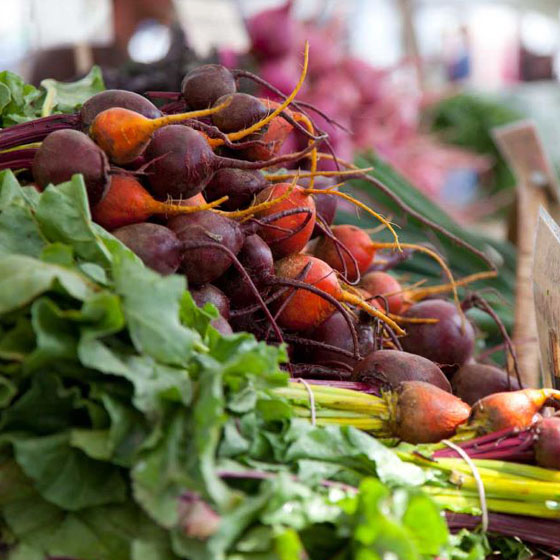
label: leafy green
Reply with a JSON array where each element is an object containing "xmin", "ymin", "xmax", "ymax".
[
  {"xmin": 0, "ymin": 169, "xmax": 530, "ymax": 559},
  {"xmin": 0, "ymin": 67, "xmax": 105, "ymax": 127}
]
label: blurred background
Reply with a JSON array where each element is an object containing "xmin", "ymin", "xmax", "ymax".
[{"xmin": 2, "ymin": 0, "xmax": 560, "ymax": 237}]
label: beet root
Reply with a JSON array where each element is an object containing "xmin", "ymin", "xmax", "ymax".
[
  {"xmin": 390, "ymin": 381, "xmax": 470, "ymax": 444},
  {"xmin": 168, "ymin": 211, "xmax": 244, "ymax": 286},
  {"xmin": 534, "ymin": 417, "xmax": 560, "ymax": 469},
  {"xmin": 112, "ymin": 223, "xmax": 182, "ymax": 276},
  {"xmin": 451, "ymin": 362, "xmax": 523, "ymax": 405},
  {"xmin": 181, "ymin": 64, "xmax": 236, "ymax": 110},
  {"xmin": 469, "ymin": 389, "xmax": 560, "ymax": 434},
  {"xmin": 401, "ymin": 299, "xmax": 475, "ymax": 372},
  {"xmin": 190, "ymin": 284, "xmax": 230, "ymax": 320},
  {"xmin": 32, "ymin": 129, "xmax": 110, "ymax": 206},
  {"xmin": 354, "ymin": 350, "xmax": 451, "ymax": 392}
]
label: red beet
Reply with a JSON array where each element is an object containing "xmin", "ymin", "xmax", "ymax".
[
  {"xmin": 190, "ymin": 284, "xmax": 230, "ymax": 320},
  {"xmin": 354, "ymin": 350, "xmax": 451, "ymax": 392},
  {"xmin": 534, "ymin": 417, "xmax": 560, "ymax": 469},
  {"xmin": 181, "ymin": 64, "xmax": 236, "ymax": 110}
]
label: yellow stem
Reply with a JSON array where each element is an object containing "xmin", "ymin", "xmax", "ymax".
[
  {"xmin": 303, "ymin": 187, "xmax": 401, "ymax": 249},
  {"xmin": 264, "ymin": 168, "xmax": 373, "ymax": 182},
  {"xmin": 293, "ymin": 112, "xmax": 318, "ymax": 189},
  {"xmin": 226, "ymin": 42, "xmax": 309, "ymax": 143},
  {"xmin": 154, "ymin": 195, "xmax": 228, "ymax": 216},
  {"xmin": 406, "ymin": 270, "xmax": 498, "ymax": 301},
  {"xmin": 388, "ymin": 314, "xmax": 439, "ymax": 324},
  {"xmin": 340, "ymin": 290, "xmax": 405, "ymax": 336},
  {"xmin": 150, "ymin": 97, "xmax": 233, "ymax": 130},
  {"xmin": 372, "ymin": 242, "xmax": 462, "ymax": 324}
]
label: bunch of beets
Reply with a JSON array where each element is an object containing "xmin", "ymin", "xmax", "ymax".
[{"xmin": 1, "ymin": 51, "xmax": 545, "ymax": 444}]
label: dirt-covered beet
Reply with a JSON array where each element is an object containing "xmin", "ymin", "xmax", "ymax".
[
  {"xmin": 80, "ymin": 89, "xmax": 161, "ymax": 130},
  {"xmin": 113, "ymin": 223, "xmax": 182, "ymax": 276},
  {"xmin": 451, "ymin": 362, "xmax": 523, "ymax": 405},
  {"xmin": 401, "ymin": 299, "xmax": 475, "ymax": 372},
  {"xmin": 190, "ymin": 284, "xmax": 230, "ymax": 320},
  {"xmin": 181, "ymin": 64, "xmax": 236, "ymax": 110},
  {"xmin": 354, "ymin": 349, "xmax": 451, "ymax": 392},
  {"xmin": 168, "ymin": 211, "xmax": 244, "ymax": 285},
  {"xmin": 32, "ymin": 129, "xmax": 110, "ymax": 206}
]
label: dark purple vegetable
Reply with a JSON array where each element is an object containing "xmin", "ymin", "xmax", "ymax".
[
  {"xmin": 181, "ymin": 64, "xmax": 237, "ymax": 110},
  {"xmin": 32, "ymin": 129, "xmax": 110, "ymax": 206},
  {"xmin": 211, "ymin": 93, "xmax": 269, "ymax": 134},
  {"xmin": 204, "ymin": 168, "xmax": 269, "ymax": 211},
  {"xmin": 451, "ymin": 362, "xmax": 523, "ymax": 405},
  {"xmin": 401, "ymin": 299, "xmax": 475, "ymax": 372},
  {"xmin": 306, "ymin": 311, "xmax": 373, "ymax": 368},
  {"xmin": 168, "ymin": 211, "xmax": 244, "ymax": 285},
  {"xmin": 353, "ymin": 349, "xmax": 452, "ymax": 392},
  {"xmin": 190, "ymin": 284, "xmax": 230, "ymax": 320},
  {"xmin": 211, "ymin": 315, "xmax": 233, "ymax": 335},
  {"xmin": 112, "ymin": 223, "xmax": 182, "ymax": 276},
  {"xmin": 534, "ymin": 417, "xmax": 560, "ymax": 469},
  {"xmin": 298, "ymin": 176, "xmax": 338, "ymax": 235},
  {"xmin": 80, "ymin": 89, "xmax": 161, "ymax": 130}
]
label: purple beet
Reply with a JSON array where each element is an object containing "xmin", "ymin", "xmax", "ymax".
[
  {"xmin": 451, "ymin": 362, "xmax": 524, "ymax": 405},
  {"xmin": 535, "ymin": 417, "xmax": 560, "ymax": 469},
  {"xmin": 190, "ymin": 284, "xmax": 230, "ymax": 320},
  {"xmin": 112, "ymin": 223, "xmax": 182, "ymax": 275},
  {"xmin": 298, "ymin": 176, "xmax": 338, "ymax": 236},
  {"xmin": 353, "ymin": 349, "xmax": 452, "ymax": 392},
  {"xmin": 211, "ymin": 315, "xmax": 234, "ymax": 335},
  {"xmin": 204, "ymin": 168, "xmax": 268, "ymax": 211},
  {"xmin": 401, "ymin": 299, "xmax": 475, "ymax": 372},
  {"xmin": 181, "ymin": 64, "xmax": 237, "ymax": 110},
  {"xmin": 32, "ymin": 129, "xmax": 110, "ymax": 206},
  {"xmin": 168, "ymin": 211, "xmax": 244, "ymax": 285}
]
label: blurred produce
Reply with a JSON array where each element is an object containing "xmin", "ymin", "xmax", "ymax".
[{"xmin": 239, "ymin": 1, "xmax": 492, "ymax": 202}]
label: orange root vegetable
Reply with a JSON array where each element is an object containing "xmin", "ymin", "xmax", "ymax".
[
  {"xmin": 252, "ymin": 183, "xmax": 316, "ymax": 258},
  {"xmin": 272, "ymin": 254, "xmax": 404, "ymax": 335},
  {"xmin": 388, "ymin": 381, "xmax": 471, "ymax": 443},
  {"xmin": 91, "ymin": 175, "xmax": 224, "ymax": 230},
  {"xmin": 314, "ymin": 224, "xmax": 376, "ymax": 282},
  {"xmin": 469, "ymin": 389, "xmax": 560, "ymax": 435},
  {"xmin": 360, "ymin": 272, "xmax": 404, "ymax": 314},
  {"xmin": 90, "ymin": 99, "xmax": 232, "ymax": 164}
]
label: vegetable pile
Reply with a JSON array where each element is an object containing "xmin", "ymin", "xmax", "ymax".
[{"xmin": 0, "ymin": 52, "xmax": 557, "ymax": 559}]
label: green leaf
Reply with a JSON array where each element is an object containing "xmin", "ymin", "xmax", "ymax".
[
  {"xmin": 13, "ymin": 432, "xmax": 127, "ymax": 510},
  {"xmin": 40, "ymin": 66, "xmax": 105, "ymax": 115},
  {"xmin": 112, "ymin": 255, "xmax": 199, "ymax": 367},
  {"xmin": 0, "ymin": 71, "xmax": 42, "ymax": 126},
  {"xmin": 35, "ymin": 176, "xmax": 112, "ymax": 266},
  {"xmin": 0, "ymin": 316, "xmax": 35, "ymax": 361},
  {"xmin": 0, "ymin": 254, "xmax": 95, "ymax": 314}
]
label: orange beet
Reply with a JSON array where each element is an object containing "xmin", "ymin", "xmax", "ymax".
[
  {"xmin": 469, "ymin": 388, "xmax": 560, "ymax": 434},
  {"xmin": 92, "ymin": 175, "xmax": 217, "ymax": 230},
  {"xmin": 90, "ymin": 100, "xmax": 231, "ymax": 164},
  {"xmin": 391, "ymin": 381, "xmax": 470, "ymax": 443},
  {"xmin": 254, "ymin": 183, "xmax": 316, "ymax": 259},
  {"xmin": 314, "ymin": 225, "xmax": 375, "ymax": 282},
  {"xmin": 360, "ymin": 271, "xmax": 404, "ymax": 314}
]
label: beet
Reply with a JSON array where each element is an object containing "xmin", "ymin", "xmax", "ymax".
[
  {"xmin": 401, "ymin": 299, "xmax": 475, "ymax": 372},
  {"xmin": 210, "ymin": 315, "xmax": 234, "ymax": 335},
  {"xmin": 392, "ymin": 381, "xmax": 470, "ymax": 443},
  {"xmin": 80, "ymin": 89, "xmax": 161, "ymax": 130},
  {"xmin": 204, "ymin": 168, "xmax": 268, "ymax": 211},
  {"xmin": 112, "ymin": 223, "xmax": 182, "ymax": 276},
  {"xmin": 190, "ymin": 284, "xmax": 230, "ymax": 320},
  {"xmin": 181, "ymin": 64, "xmax": 236, "ymax": 110},
  {"xmin": 354, "ymin": 350, "xmax": 451, "ymax": 392},
  {"xmin": 168, "ymin": 211, "xmax": 244, "ymax": 285},
  {"xmin": 307, "ymin": 312, "xmax": 374, "ymax": 368},
  {"xmin": 298, "ymin": 176, "xmax": 338, "ymax": 235},
  {"xmin": 451, "ymin": 363, "xmax": 523, "ymax": 405},
  {"xmin": 534, "ymin": 417, "xmax": 560, "ymax": 469},
  {"xmin": 32, "ymin": 129, "xmax": 109, "ymax": 206},
  {"xmin": 211, "ymin": 93, "xmax": 269, "ymax": 134}
]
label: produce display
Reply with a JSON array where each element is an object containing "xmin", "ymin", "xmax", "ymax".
[{"xmin": 0, "ymin": 44, "xmax": 557, "ymax": 560}]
